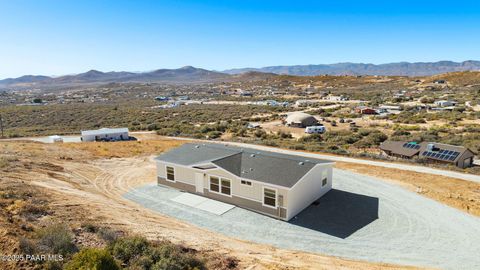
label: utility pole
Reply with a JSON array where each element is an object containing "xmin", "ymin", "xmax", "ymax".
[{"xmin": 0, "ymin": 114, "xmax": 4, "ymax": 138}]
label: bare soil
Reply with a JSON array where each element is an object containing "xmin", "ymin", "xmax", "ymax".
[{"xmin": 0, "ymin": 140, "xmax": 417, "ymax": 270}]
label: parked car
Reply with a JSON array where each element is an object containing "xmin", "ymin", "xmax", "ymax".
[{"xmin": 305, "ymin": 125, "xmax": 326, "ymax": 134}]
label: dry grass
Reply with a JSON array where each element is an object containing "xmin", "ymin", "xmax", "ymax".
[
  {"xmin": 57, "ymin": 139, "xmax": 184, "ymax": 158},
  {"xmin": 335, "ymin": 162, "xmax": 480, "ymax": 216}
]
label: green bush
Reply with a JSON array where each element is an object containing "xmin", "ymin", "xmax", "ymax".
[
  {"xmin": 36, "ymin": 223, "xmax": 77, "ymax": 256},
  {"xmin": 64, "ymin": 248, "xmax": 120, "ymax": 270},
  {"xmin": 110, "ymin": 236, "xmax": 149, "ymax": 263}
]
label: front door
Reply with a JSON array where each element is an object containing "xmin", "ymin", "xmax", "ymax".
[{"xmin": 195, "ymin": 173, "xmax": 204, "ymax": 193}]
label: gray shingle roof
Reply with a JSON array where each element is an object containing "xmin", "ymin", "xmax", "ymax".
[{"xmin": 156, "ymin": 143, "xmax": 333, "ymax": 188}]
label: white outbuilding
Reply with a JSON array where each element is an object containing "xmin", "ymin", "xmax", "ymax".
[
  {"xmin": 81, "ymin": 128, "xmax": 129, "ymax": 142},
  {"xmin": 48, "ymin": 135, "xmax": 64, "ymax": 143}
]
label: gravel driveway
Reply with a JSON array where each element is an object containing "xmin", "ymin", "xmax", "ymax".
[{"xmin": 124, "ymin": 168, "xmax": 480, "ymax": 269}]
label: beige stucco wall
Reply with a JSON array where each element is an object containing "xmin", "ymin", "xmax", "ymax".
[
  {"xmin": 157, "ymin": 161, "xmax": 195, "ymax": 185},
  {"xmin": 287, "ymin": 163, "xmax": 333, "ymax": 220},
  {"xmin": 156, "ymin": 161, "xmax": 290, "ymax": 218}
]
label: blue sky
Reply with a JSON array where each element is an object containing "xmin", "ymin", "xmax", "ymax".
[{"xmin": 1, "ymin": 0, "xmax": 480, "ymax": 78}]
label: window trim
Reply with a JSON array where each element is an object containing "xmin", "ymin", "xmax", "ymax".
[
  {"xmin": 208, "ymin": 175, "xmax": 232, "ymax": 197},
  {"xmin": 262, "ymin": 186, "xmax": 277, "ymax": 209},
  {"xmin": 165, "ymin": 165, "xmax": 175, "ymax": 182},
  {"xmin": 209, "ymin": 176, "xmax": 220, "ymax": 193},
  {"xmin": 220, "ymin": 178, "xmax": 232, "ymax": 196}
]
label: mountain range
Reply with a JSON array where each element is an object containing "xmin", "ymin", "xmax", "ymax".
[
  {"xmin": 2, "ymin": 61, "xmax": 480, "ymax": 88},
  {"xmin": 0, "ymin": 66, "xmax": 230, "ymax": 88},
  {"xmin": 223, "ymin": 61, "xmax": 480, "ymax": 76}
]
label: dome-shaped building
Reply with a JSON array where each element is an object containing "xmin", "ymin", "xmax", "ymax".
[{"xmin": 285, "ymin": 112, "xmax": 318, "ymax": 127}]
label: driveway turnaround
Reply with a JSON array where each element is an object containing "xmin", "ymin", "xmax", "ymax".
[{"xmin": 124, "ymin": 169, "xmax": 480, "ymax": 270}]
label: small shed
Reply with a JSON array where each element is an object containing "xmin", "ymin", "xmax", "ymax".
[{"xmin": 48, "ymin": 135, "xmax": 63, "ymax": 143}]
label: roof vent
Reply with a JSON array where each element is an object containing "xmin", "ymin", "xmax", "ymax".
[
  {"xmin": 250, "ymin": 168, "xmax": 254, "ymax": 171},
  {"xmin": 195, "ymin": 145, "xmax": 200, "ymax": 148},
  {"xmin": 298, "ymin": 161, "xmax": 304, "ymax": 165},
  {"xmin": 250, "ymin": 154, "xmax": 256, "ymax": 157}
]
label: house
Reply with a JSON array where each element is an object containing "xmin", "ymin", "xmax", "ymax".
[
  {"xmin": 156, "ymin": 143, "xmax": 334, "ymax": 221},
  {"xmin": 355, "ymin": 106, "xmax": 377, "ymax": 115},
  {"xmin": 284, "ymin": 112, "xmax": 318, "ymax": 127},
  {"xmin": 324, "ymin": 95, "xmax": 348, "ymax": 101},
  {"xmin": 81, "ymin": 127, "xmax": 129, "ymax": 142},
  {"xmin": 155, "ymin": 96, "xmax": 170, "ymax": 101},
  {"xmin": 434, "ymin": 100, "xmax": 457, "ymax": 107},
  {"xmin": 380, "ymin": 141, "xmax": 475, "ymax": 168}
]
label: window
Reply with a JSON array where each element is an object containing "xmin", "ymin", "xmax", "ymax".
[
  {"xmin": 221, "ymin": 179, "xmax": 231, "ymax": 195},
  {"xmin": 322, "ymin": 177, "xmax": 327, "ymax": 187},
  {"xmin": 166, "ymin": 166, "xmax": 175, "ymax": 181},
  {"xmin": 210, "ymin": 176, "xmax": 219, "ymax": 192},
  {"xmin": 263, "ymin": 188, "xmax": 276, "ymax": 207},
  {"xmin": 241, "ymin": 180, "xmax": 252, "ymax": 186}
]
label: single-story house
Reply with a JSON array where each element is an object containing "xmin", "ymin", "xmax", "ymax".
[
  {"xmin": 434, "ymin": 100, "xmax": 457, "ymax": 107},
  {"xmin": 380, "ymin": 141, "xmax": 475, "ymax": 168},
  {"xmin": 355, "ymin": 106, "xmax": 377, "ymax": 115},
  {"xmin": 81, "ymin": 127, "xmax": 129, "ymax": 142},
  {"xmin": 156, "ymin": 143, "xmax": 334, "ymax": 221}
]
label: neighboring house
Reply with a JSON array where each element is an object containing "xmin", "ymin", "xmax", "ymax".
[
  {"xmin": 377, "ymin": 105, "xmax": 402, "ymax": 115},
  {"xmin": 81, "ymin": 127, "xmax": 129, "ymax": 142},
  {"xmin": 380, "ymin": 141, "xmax": 475, "ymax": 168},
  {"xmin": 434, "ymin": 100, "xmax": 457, "ymax": 107},
  {"xmin": 155, "ymin": 96, "xmax": 170, "ymax": 101},
  {"xmin": 284, "ymin": 112, "xmax": 318, "ymax": 127},
  {"xmin": 156, "ymin": 143, "xmax": 334, "ymax": 221},
  {"xmin": 324, "ymin": 95, "xmax": 348, "ymax": 101},
  {"xmin": 355, "ymin": 106, "xmax": 377, "ymax": 115}
]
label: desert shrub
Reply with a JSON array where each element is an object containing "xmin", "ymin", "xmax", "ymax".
[
  {"xmin": 392, "ymin": 130, "xmax": 411, "ymax": 136},
  {"xmin": 19, "ymin": 237, "xmax": 36, "ymax": 254},
  {"xmin": 263, "ymin": 140, "xmax": 279, "ymax": 147},
  {"xmin": 110, "ymin": 236, "xmax": 149, "ymax": 263},
  {"xmin": 149, "ymin": 242, "xmax": 205, "ymax": 270},
  {"xmin": 289, "ymin": 144, "xmax": 306, "ymax": 150},
  {"xmin": 109, "ymin": 237, "xmax": 206, "ymax": 270},
  {"xmin": 277, "ymin": 130, "xmax": 293, "ymax": 139},
  {"xmin": 254, "ymin": 129, "xmax": 267, "ymax": 138},
  {"xmin": 36, "ymin": 223, "xmax": 77, "ymax": 256},
  {"xmin": 64, "ymin": 248, "xmax": 120, "ymax": 270},
  {"xmin": 206, "ymin": 131, "xmax": 222, "ymax": 139},
  {"xmin": 298, "ymin": 134, "xmax": 323, "ymax": 142},
  {"xmin": 98, "ymin": 228, "xmax": 119, "ymax": 244},
  {"xmin": 81, "ymin": 223, "xmax": 98, "ymax": 233}
]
